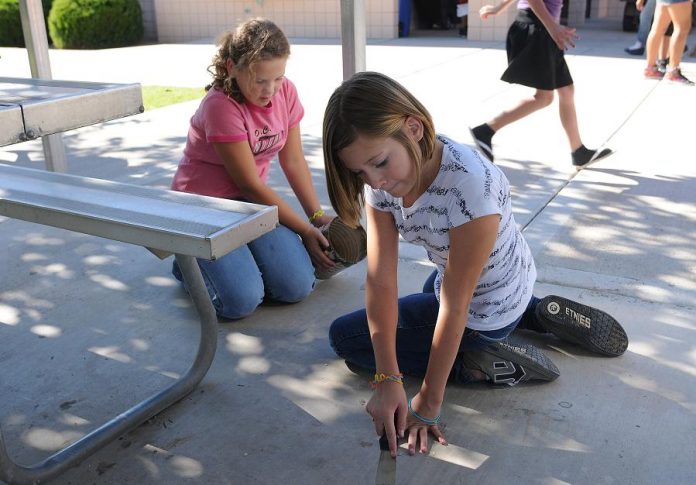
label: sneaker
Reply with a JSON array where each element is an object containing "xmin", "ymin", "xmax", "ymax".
[
  {"xmin": 644, "ymin": 65, "xmax": 665, "ymax": 79},
  {"xmin": 535, "ymin": 295, "xmax": 629, "ymax": 357},
  {"xmin": 665, "ymin": 68, "xmax": 695, "ymax": 86},
  {"xmin": 656, "ymin": 59, "xmax": 668, "ymax": 74},
  {"xmin": 571, "ymin": 145, "xmax": 613, "ymax": 169},
  {"xmin": 469, "ymin": 124, "xmax": 495, "ymax": 162},
  {"xmin": 458, "ymin": 339, "xmax": 560, "ymax": 386},
  {"xmin": 624, "ymin": 43, "xmax": 644, "ymax": 56}
]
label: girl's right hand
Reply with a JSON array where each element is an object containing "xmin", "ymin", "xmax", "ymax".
[
  {"xmin": 366, "ymin": 382, "xmax": 407, "ymax": 458},
  {"xmin": 636, "ymin": 0, "xmax": 645, "ymax": 11},
  {"xmin": 549, "ymin": 24, "xmax": 577, "ymax": 50},
  {"xmin": 479, "ymin": 4, "xmax": 498, "ymax": 19},
  {"xmin": 300, "ymin": 225, "xmax": 335, "ymax": 269}
]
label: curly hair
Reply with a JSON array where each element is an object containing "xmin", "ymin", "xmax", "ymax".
[{"xmin": 206, "ymin": 18, "xmax": 290, "ymax": 102}]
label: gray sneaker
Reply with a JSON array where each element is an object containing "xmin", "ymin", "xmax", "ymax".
[
  {"xmin": 458, "ymin": 340, "xmax": 560, "ymax": 386},
  {"xmin": 535, "ymin": 295, "xmax": 629, "ymax": 357}
]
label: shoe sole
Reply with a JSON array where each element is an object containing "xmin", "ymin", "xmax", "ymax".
[
  {"xmin": 574, "ymin": 148, "xmax": 614, "ymax": 171},
  {"xmin": 460, "ymin": 339, "xmax": 560, "ymax": 386},
  {"xmin": 535, "ymin": 295, "xmax": 628, "ymax": 357},
  {"xmin": 469, "ymin": 127, "xmax": 494, "ymax": 162}
]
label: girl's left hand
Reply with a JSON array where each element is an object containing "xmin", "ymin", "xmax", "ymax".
[
  {"xmin": 300, "ymin": 225, "xmax": 335, "ymax": 269},
  {"xmin": 405, "ymin": 394, "xmax": 447, "ymax": 455}
]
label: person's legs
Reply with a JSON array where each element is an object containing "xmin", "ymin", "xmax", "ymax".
[
  {"xmin": 665, "ymin": 2, "xmax": 693, "ymax": 69},
  {"xmin": 556, "ymin": 84, "xmax": 582, "ymax": 151},
  {"xmin": 172, "ymin": 244, "xmax": 265, "ymax": 320},
  {"xmin": 638, "ymin": 0, "xmax": 658, "ymax": 45},
  {"xmin": 329, "ymin": 292, "xmax": 442, "ymax": 377},
  {"xmin": 470, "ymin": 89, "xmax": 554, "ymax": 161},
  {"xmin": 646, "ymin": 4, "xmax": 673, "ymax": 69},
  {"xmin": 488, "ymin": 89, "xmax": 554, "ymax": 132},
  {"xmin": 247, "ymin": 224, "xmax": 315, "ymax": 303}
]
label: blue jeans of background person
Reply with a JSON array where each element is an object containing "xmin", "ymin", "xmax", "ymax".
[
  {"xmin": 173, "ymin": 224, "xmax": 315, "ymax": 319},
  {"xmin": 638, "ymin": 0, "xmax": 657, "ymax": 45},
  {"xmin": 328, "ymin": 270, "xmax": 544, "ymax": 383}
]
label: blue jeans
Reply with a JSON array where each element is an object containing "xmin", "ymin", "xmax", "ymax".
[
  {"xmin": 638, "ymin": 0, "xmax": 657, "ymax": 45},
  {"xmin": 173, "ymin": 225, "xmax": 315, "ymax": 319},
  {"xmin": 328, "ymin": 270, "xmax": 544, "ymax": 383}
]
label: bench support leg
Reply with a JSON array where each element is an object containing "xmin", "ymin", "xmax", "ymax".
[{"xmin": 0, "ymin": 254, "xmax": 217, "ymax": 485}]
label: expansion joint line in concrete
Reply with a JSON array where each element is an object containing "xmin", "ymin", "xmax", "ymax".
[{"xmin": 520, "ymin": 81, "xmax": 663, "ymax": 234}]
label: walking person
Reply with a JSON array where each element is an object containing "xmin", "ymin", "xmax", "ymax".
[
  {"xmin": 469, "ymin": 0, "xmax": 612, "ymax": 169},
  {"xmin": 643, "ymin": 0, "xmax": 694, "ymax": 84},
  {"xmin": 626, "ymin": 0, "xmax": 658, "ymax": 55},
  {"xmin": 322, "ymin": 72, "xmax": 628, "ymax": 457},
  {"xmin": 170, "ymin": 18, "xmax": 335, "ymax": 320}
]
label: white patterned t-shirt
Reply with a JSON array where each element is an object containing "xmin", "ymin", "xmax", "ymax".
[{"xmin": 365, "ymin": 135, "xmax": 536, "ymax": 331}]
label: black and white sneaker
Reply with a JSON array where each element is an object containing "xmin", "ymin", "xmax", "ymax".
[
  {"xmin": 571, "ymin": 145, "xmax": 613, "ymax": 170},
  {"xmin": 535, "ymin": 295, "xmax": 629, "ymax": 357},
  {"xmin": 469, "ymin": 124, "xmax": 495, "ymax": 162},
  {"xmin": 458, "ymin": 340, "xmax": 560, "ymax": 386}
]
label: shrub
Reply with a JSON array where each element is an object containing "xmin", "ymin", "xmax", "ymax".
[
  {"xmin": 0, "ymin": 0, "xmax": 53, "ymax": 47},
  {"xmin": 48, "ymin": 0, "xmax": 143, "ymax": 49}
]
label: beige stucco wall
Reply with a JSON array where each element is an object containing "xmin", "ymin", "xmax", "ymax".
[{"xmin": 153, "ymin": 0, "xmax": 398, "ymax": 42}]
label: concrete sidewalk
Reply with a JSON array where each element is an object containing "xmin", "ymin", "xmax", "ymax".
[{"xmin": 1, "ymin": 19, "xmax": 695, "ymax": 484}]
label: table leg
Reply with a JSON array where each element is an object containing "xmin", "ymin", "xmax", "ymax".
[{"xmin": 0, "ymin": 254, "xmax": 217, "ymax": 484}]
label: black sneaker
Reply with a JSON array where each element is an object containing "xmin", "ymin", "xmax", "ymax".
[
  {"xmin": 458, "ymin": 339, "xmax": 560, "ymax": 386},
  {"xmin": 571, "ymin": 145, "xmax": 613, "ymax": 169},
  {"xmin": 469, "ymin": 124, "xmax": 495, "ymax": 162},
  {"xmin": 535, "ymin": 295, "xmax": 629, "ymax": 357}
]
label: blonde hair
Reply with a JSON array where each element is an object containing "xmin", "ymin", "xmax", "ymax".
[
  {"xmin": 322, "ymin": 71, "xmax": 436, "ymax": 227},
  {"xmin": 207, "ymin": 18, "xmax": 290, "ymax": 102}
]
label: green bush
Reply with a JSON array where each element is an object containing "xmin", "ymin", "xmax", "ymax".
[
  {"xmin": 48, "ymin": 0, "xmax": 143, "ymax": 49},
  {"xmin": 0, "ymin": 0, "xmax": 53, "ymax": 47}
]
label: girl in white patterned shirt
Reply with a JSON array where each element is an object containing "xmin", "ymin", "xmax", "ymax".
[{"xmin": 322, "ymin": 71, "xmax": 628, "ymax": 457}]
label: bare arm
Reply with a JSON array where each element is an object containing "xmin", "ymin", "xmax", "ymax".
[
  {"xmin": 406, "ymin": 214, "xmax": 500, "ymax": 454},
  {"xmin": 213, "ymin": 140, "xmax": 333, "ymax": 267},
  {"xmin": 363, "ymin": 204, "xmax": 408, "ymax": 458},
  {"xmin": 526, "ymin": 0, "xmax": 578, "ymax": 50},
  {"xmin": 479, "ymin": 0, "xmax": 517, "ymax": 20},
  {"xmin": 278, "ymin": 125, "xmax": 331, "ymax": 225}
]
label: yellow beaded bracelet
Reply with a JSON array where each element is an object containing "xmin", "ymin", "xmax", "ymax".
[
  {"xmin": 371, "ymin": 373, "xmax": 404, "ymax": 388},
  {"xmin": 309, "ymin": 209, "xmax": 325, "ymax": 223}
]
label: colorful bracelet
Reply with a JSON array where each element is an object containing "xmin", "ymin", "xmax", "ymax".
[
  {"xmin": 371, "ymin": 373, "xmax": 404, "ymax": 388},
  {"xmin": 407, "ymin": 398, "xmax": 441, "ymax": 426},
  {"xmin": 308, "ymin": 209, "xmax": 325, "ymax": 223}
]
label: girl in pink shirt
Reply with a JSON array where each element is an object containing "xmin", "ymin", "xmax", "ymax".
[{"xmin": 171, "ymin": 18, "xmax": 334, "ymax": 319}]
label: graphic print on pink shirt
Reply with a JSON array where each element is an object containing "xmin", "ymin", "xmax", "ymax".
[{"xmin": 170, "ymin": 77, "xmax": 304, "ymax": 200}]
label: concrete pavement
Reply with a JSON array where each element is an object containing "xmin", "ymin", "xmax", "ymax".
[{"xmin": 1, "ymin": 19, "xmax": 695, "ymax": 484}]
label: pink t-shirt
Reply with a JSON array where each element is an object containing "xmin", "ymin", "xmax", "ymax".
[{"xmin": 171, "ymin": 77, "xmax": 304, "ymax": 199}]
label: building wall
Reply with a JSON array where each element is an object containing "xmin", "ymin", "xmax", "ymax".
[{"xmin": 153, "ymin": 0, "xmax": 397, "ymax": 43}]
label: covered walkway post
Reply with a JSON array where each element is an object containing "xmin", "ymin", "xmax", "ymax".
[{"xmin": 340, "ymin": 0, "xmax": 366, "ymax": 80}]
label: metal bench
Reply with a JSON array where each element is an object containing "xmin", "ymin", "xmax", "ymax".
[{"xmin": 0, "ymin": 164, "xmax": 278, "ymax": 485}]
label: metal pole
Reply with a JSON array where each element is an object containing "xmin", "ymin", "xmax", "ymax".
[
  {"xmin": 18, "ymin": 0, "xmax": 68, "ymax": 172},
  {"xmin": 0, "ymin": 254, "xmax": 218, "ymax": 485},
  {"xmin": 340, "ymin": 0, "xmax": 366, "ymax": 81}
]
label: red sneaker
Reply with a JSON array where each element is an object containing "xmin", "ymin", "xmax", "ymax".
[
  {"xmin": 644, "ymin": 66, "xmax": 664, "ymax": 79},
  {"xmin": 665, "ymin": 68, "xmax": 695, "ymax": 86}
]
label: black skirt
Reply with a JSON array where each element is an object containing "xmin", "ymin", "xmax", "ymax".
[{"xmin": 501, "ymin": 9, "xmax": 573, "ymax": 90}]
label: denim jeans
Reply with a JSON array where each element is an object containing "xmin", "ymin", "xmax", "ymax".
[
  {"xmin": 173, "ymin": 224, "xmax": 315, "ymax": 319},
  {"xmin": 638, "ymin": 0, "xmax": 657, "ymax": 45},
  {"xmin": 329, "ymin": 270, "xmax": 544, "ymax": 382}
]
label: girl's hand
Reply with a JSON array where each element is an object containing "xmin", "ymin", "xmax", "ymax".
[
  {"xmin": 479, "ymin": 4, "xmax": 497, "ymax": 19},
  {"xmin": 636, "ymin": 0, "xmax": 645, "ymax": 11},
  {"xmin": 405, "ymin": 393, "xmax": 447, "ymax": 455},
  {"xmin": 548, "ymin": 24, "xmax": 578, "ymax": 50},
  {"xmin": 300, "ymin": 225, "xmax": 335, "ymax": 269},
  {"xmin": 366, "ymin": 382, "xmax": 408, "ymax": 457}
]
